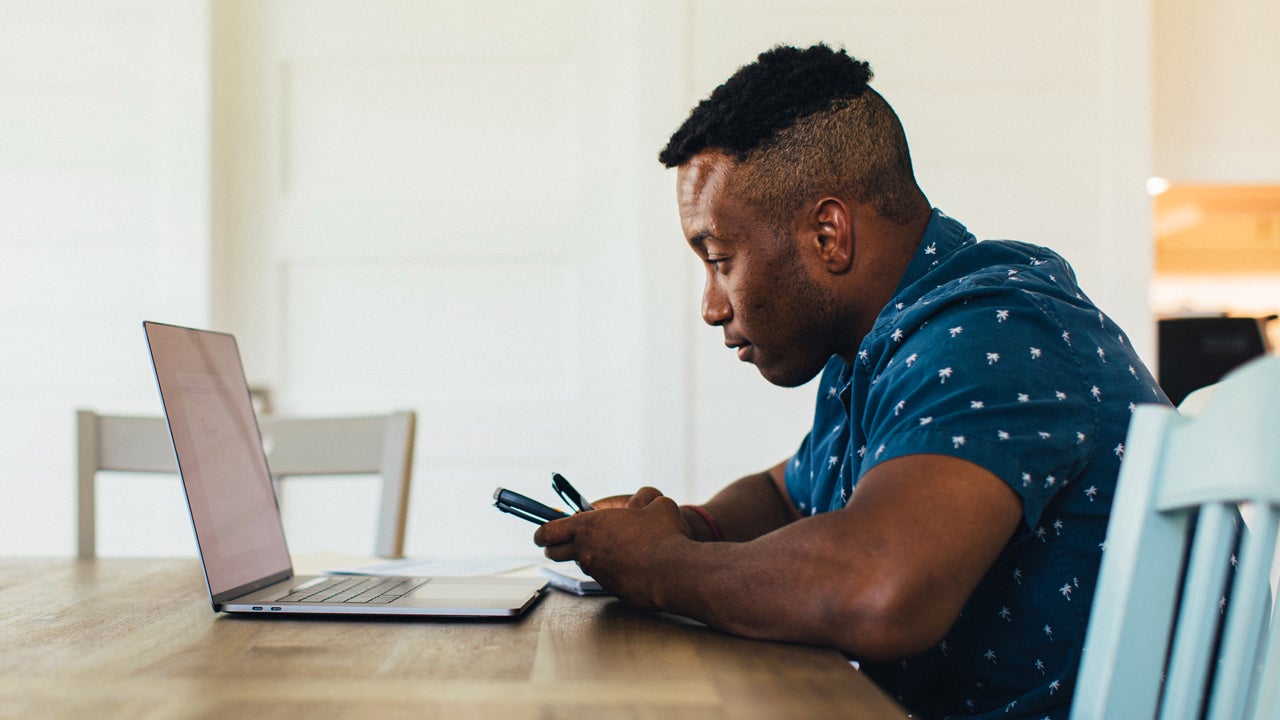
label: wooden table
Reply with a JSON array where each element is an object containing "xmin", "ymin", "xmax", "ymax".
[{"xmin": 0, "ymin": 558, "xmax": 906, "ymax": 719}]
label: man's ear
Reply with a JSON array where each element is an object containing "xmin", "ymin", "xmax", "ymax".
[{"xmin": 810, "ymin": 197, "xmax": 854, "ymax": 272}]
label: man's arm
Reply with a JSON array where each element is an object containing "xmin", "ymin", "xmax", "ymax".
[
  {"xmin": 682, "ymin": 460, "xmax": 801, "ymax": 541},
  {"xmin": 592, "ymin": 460, "xmax": 799, "ymax": 542},
  {"xmin": 535, "ymin": 453, "xmax": 1022, "ymax": 662}
]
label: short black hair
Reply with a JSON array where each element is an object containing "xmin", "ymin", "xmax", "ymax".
[
  {"xmin": 659, "ymin": 44, "xmax": 873, "ymax": 168},
  {"xmin": 659, "ymin": 43, "xmax": 928, "ymax": 226}
]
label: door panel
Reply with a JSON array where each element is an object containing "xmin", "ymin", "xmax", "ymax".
[{"xmin": 214, "ymin": 0, "xmax": 655, "ymax": 556}]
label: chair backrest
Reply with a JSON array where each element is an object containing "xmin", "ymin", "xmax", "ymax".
[
  {"xmin": 1179, "ymin": 382, "xmax": 1280, "ymax": 606},
  {"xmin": 77, "ymin": 409, "xmax": 416, "ymax": 559},
  {"xmin": 1070, "ymin": 355, "xmax": 1280, "ymax": 720}
]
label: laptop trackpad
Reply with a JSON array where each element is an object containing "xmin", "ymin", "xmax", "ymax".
[{"xmin": 409, "ymin": 581, "xmax": 539, "ymax": 604}]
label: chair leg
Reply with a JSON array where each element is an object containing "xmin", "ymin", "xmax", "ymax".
[{"xmin": 76, "ymin": 410, "xmax": 98, "ymax": 559}]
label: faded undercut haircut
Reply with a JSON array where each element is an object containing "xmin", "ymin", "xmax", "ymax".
[{"xmin": 658, "ymin": 44, "xmax": 928, "ymax": 228}]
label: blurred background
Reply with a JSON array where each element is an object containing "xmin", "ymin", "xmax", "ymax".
[{"xmin": 2, "ymin": 0, "xmax": 1277, "ymax": 558}]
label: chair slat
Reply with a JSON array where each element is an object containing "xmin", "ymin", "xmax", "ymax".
[
  {"xmin": 1209, "ymin": 507, "xmax": 1279, "ymax": 720},
  {"xmin": 1072, "ymin": 406, "xmax": 1189, "ymax": 720},
  {"xmin": 1162, "ymin": 503, "xmax": 1239, "ymax": 719},
  {"xmin": 96, "ymin": 416, "xmax": 178, "ymax": 472},
  {"xmin": 1248, "ymin": 580, "xmax": 1280, "ymax": 719}
]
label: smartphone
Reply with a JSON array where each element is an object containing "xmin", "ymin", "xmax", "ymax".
[{"xmin": 493, "ymin": 487, "xmax": 570, "ymax": 525}]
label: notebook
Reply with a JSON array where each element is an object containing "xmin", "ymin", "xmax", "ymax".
[
  {"xmin": 143, "ymin": 321, "xmax": 545, "ymax": 617},
  {"xmin": 539, "ymin": 565, "xmax": 606, "ymax": 596}
]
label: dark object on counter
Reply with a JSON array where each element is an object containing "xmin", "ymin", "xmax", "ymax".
[{"xmin": 1158, "ymin": 315, "xmax": 1274, "ymax": 406}]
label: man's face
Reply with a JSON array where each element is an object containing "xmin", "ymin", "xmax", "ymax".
[{"xmin": 677, "ymin": 152, "xmax": 839, "ymax": 388}]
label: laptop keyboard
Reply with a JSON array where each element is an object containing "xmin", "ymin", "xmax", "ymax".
[{"xmin": 274, "ymin": 576, "xmax": 429, "ymax": 605}]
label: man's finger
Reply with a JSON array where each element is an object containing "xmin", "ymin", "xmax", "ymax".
[
  {"xmin": 589, "ymin": 494, "xmax": 632, "ymax": 510},
  {"xmin": 533, "ymin": 516, "xmax": 577, "ymax": 547},
  {"xmin": 542, "ymin": 543, "xmax": 578, "ymax": 563},
  {"xmin": 626, "ymin": 486, "xmax": 665, "ymax": 509}
]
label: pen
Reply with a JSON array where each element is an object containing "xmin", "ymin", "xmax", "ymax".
[
  {"xmin": 552, "ymin": 472, "xmax": 593, "ymax": 512},
  {"xmin": 493, "ymin": 487, "xmax": 569, "ymax": 525}
]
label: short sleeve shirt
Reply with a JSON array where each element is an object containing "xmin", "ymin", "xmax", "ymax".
[{"xmin": 785, "ymin": 210, "xmax": 1169, "ymax": 720}]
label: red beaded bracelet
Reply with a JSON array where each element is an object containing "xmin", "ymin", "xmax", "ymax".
[{"xmin": 683, "ymin": 504, "xmax": 724, "ymax": 541}]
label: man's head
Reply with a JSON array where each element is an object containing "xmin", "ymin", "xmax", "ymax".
[
  {"xmin": 662, "ymin": 44, "xmax": 930, "ymax": 387},
  {"xmin": 659, "ymin": 44, "xmax": 927, "ymax": 231}
]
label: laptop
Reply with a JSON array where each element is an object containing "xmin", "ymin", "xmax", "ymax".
[{"xmin": 143, "ymin": 320, "xmax": 546, "ymax": 617}]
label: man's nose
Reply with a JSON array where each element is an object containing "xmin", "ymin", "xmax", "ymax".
[{"xmin": 701, "ymin": 277, "xmax": 732, "ymax": 327}]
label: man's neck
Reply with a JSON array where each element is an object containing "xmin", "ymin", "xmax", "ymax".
[{"xmin": 832, "ymin": 209, "xmax": 932, "ymax": 364}]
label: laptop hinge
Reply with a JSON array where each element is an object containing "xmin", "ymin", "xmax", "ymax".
[{"xmin": 210, "ymin": 568, "xmax": 293, "ymax": 607}]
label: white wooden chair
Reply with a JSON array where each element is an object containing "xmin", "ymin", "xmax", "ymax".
[
  {"xmin": 1179, "ymin": 380, "xmax": 1280, "ymax": 604},
  {"xmin": 1070, "ymin": 355, "xmax": 1280, "ymax": 719},
  {"xmin": 77, "ymin": 409, "xmax": 416, "ymax": 559}
]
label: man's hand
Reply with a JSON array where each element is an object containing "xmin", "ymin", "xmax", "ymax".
[
  {"xmin": 533, "ymin": 487, "xmax": 694, "ymax": 608},
  {"xmin": 583, "ymin": 486, "xmax": 665, "ymax": 510}
]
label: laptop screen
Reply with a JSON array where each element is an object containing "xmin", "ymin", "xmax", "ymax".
[{"xmin": 144, "ymin": 322, "xmax": 292, "ymax": 598}]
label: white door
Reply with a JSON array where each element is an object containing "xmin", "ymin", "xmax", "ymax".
[{"xmin": 212, "ymin": 0, "xmax": 695, "ymax": 556}]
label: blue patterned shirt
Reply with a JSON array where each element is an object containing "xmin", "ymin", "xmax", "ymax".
[{"xmin": 784, "ymin": 210, "xmax": 1169, "ymax": 719}]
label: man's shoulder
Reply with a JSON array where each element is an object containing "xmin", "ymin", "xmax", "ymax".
[
  {"xmin": 929, "ymin": 239, "xmax": 1076, "ymax": 295},
  {"xmin": 873, "ymin": 272, "xmax": 1063, "ymax": 349},
  {"xmin": 882, "ymin": 238, "xmax": 1095, "ymax": 341}
]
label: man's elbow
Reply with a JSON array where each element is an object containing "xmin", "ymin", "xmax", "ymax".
[{"xmin": 822, "ymin": 581, "xmax": 957, "ymax": 663}]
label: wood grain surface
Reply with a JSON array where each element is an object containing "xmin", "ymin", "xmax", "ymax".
[{"xmin": 0, "ymin": 558, "xmax": 906, "ymax": 719}]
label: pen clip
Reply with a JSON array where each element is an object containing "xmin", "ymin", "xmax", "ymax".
[
  {"xmin": 552, "ymin": 472, "xmax": 593, "ymax": 512},
  {"xmin": 495, "ymin": 501, "xmax": 552, "ymax": 525}
]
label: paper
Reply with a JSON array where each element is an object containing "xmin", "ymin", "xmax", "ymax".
[
  {"xmin": 329, "ymin": 555, "xmax": 538, "ymax": 578},
  {"xmin": 539, "ymin": 565, "xmax": 607, "ymax": 595}
]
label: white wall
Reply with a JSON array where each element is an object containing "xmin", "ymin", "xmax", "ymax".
[
  {"xmin": 0, "ymin": 1, "xmax": 210, "ymax": 556},
  {"xmin": 3, "ymin": 0, "xmax": 1225, "ymax": 558}
]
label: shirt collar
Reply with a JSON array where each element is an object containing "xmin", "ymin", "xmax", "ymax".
[{"xmin": 890, "ymin": 208, "xmax": 976, "ymax": 301}]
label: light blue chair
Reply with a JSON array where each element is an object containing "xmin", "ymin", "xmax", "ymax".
[{"xmin": 1071, "ymin": 355, "xmax": 1280, "ymax": 720}]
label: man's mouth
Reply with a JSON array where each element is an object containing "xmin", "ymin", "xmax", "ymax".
[{"xmin": 727, "ymin": 340, "xmax": 753, "ymax": 362}]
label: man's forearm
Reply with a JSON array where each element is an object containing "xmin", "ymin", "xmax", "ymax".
[
  {"xmin": 645, "ymin": 514, "xmax": 873, "ymax": 655},
  {"xmin": 645, "ymin": 510, "xmax": 945, "ymax": 662},
  {"xmin": 643, "ymin": 455, "xmax": 1025, "ymax": 662}
]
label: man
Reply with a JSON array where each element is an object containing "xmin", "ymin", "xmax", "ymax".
[{"xmin": 535, "ymin": 44, "xmax": 1168, "ymax": 719}]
